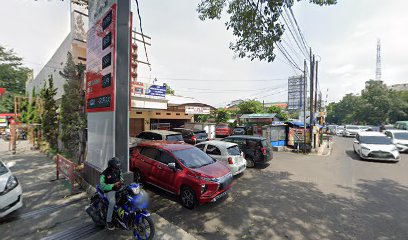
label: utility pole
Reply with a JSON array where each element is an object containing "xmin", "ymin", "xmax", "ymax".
[
  {"xmin": 314, "ymin": 61, "xmax": 318, "ymax": 116},
  {"xmin": 309, "ymin": 50, "xmax": 315, "ymax": 148},
  {"xmin": 303, "ymin": 60, "xmax": 307, "ymax": 154}
]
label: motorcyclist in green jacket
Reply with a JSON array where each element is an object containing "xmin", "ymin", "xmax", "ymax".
[{"xmin": 100, "ymin": 157, "xmax": 124, "ymax": 230}]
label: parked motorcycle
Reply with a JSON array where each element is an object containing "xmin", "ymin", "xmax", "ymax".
[{"xmin": 86, "ymin": 183, "xmax": 155, "ymax": 240}]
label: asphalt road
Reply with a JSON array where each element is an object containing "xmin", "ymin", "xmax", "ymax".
[{"xmin": 145, "ymin": 136, "xmax": 408, "ymax": 240}]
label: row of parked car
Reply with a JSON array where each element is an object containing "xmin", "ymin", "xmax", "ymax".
[{"xmin": 129, "ymin": 129, "xmax": 273, "ymax": 209}]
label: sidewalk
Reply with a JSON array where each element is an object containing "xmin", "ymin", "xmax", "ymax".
[{"xmin": 0, "ymin": 139, "xmax": 198, "ymax": 240}]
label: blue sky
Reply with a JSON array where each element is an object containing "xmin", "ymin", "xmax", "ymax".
[{"xmin": 1, "ymin": 0, "xmax": 407, "ymax": 107}]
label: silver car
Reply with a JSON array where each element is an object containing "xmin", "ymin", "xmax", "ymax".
[
  {"xmin": 0, "ymin": 161, "xmax": 23, "ymax": 218},
  {"xmin": 343, "ymin": 125, "xmax": 361, "ymax": 137},
  {"xmin": 353, "ymin": 132, "xmax": 400, "ymax": 162},
  {"xmin": 196, "ymin": 141, "xmax": 247, "ymax": 176},
  {"xmin": 384, "ymin": 130, "xmax": 408, "ymax": 152}
]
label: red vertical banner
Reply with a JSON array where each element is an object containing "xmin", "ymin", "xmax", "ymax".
[
  {"xmin": 86, "ymin": 4, "xmax": 117, "ymax": 112},
  {"xmin": 129, "ymin": 12, "xmax": 133, "ymax": 111}
]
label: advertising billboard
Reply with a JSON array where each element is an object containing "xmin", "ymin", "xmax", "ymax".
[{"xmin": 86, "ymin": 4, "xmax": 117, "ymax": 112}]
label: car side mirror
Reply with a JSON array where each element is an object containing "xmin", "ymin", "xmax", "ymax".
[
  {"xmin": 168, "ymin": 162, "xmax": 176, "ymax": 171},
  {"xmin": 353, "ymin": 140, "xmax": 359, "ymax": 144},
  {"xmin": 6, "ymin": 161, "xmax": 16, "ymax": 168}
]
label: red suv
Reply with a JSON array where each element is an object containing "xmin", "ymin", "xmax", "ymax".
[
  {"xmin": 215, "ymin": 123, "xmax": 233, "ymax": 137},
  {"xmin": 130, "ymin": 141, "xmax": 233, "ymax": 209}
]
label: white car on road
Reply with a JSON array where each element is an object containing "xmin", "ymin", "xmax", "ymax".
[
  {"xmin": 196, "ymin": 141, "xmax": 247, "ymax": 176},
  {"xmin": 0, "ymin": 161, "xmax": 23, "ymax": 218},
  {"xmin": 353, "ymin": 132, "xmax": 400, "ymax": 162},
  {"xmin": 384, "ymin": 130, "xmax": 408, "ymax": 152},
  {"xmin": 343, "ymin": 125, "xmax": 361, "ymax": 137}
]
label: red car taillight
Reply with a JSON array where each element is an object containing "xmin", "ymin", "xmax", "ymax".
[
  {"xmin": 192, "ymin": 136, "xmax": 197, "ymax": 143},
  {"xmin": 228, "ymin": 157, "xmax": 234, "ymax": 164},
  {"xmin": 261, "ymin": 147, "xmax": 267, "ymax": 155}
]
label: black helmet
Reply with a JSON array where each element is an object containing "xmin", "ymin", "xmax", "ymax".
[{"xmin": 108, "ymin": 157, "xmax": 120, "ymax": 170}]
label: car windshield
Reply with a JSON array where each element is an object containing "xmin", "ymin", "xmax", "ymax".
[
  {"xmin": 0, "ymin": 162, "xmax": 8, "ymax": 176},
  {"xmin": 227, "ymin": 146, "xmax": 241, "ymax": 155},
  {"xmin": 360, "ymin": 136, "xmax": 392, "ymax": 145},
  {"xmin": 194, "ymin": 131, "xmax": 208, "ymax": 138},
  {"xmin": 173, "ymin": 147, "xmax": 215, "ymax": 168},
  {"xmin": 394, "ymin": 132, "xmax": 408, "ymax": 140},
  {"xmin": 166, "ymin": 134, "xmax": 184, "ymax": 141},
  {"xmin": 347, "ymin": 126, "xmax": 359, "ymax": 130}
]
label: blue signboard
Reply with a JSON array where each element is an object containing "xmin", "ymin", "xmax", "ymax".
[{"xmin": 146, "ymin": 85, "xmax": 166, "ymax": 98}]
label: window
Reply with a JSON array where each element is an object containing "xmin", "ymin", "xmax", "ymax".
[
  {"xmin": 140, "ymin": 147, "xmax": 159, "ymax": 159},
  {"xmin": 196, "ymin": 144, "xmax": 206, "ymax": 151},
  {"xmin": 0, "ymin": 162, "xmax": 8, "ymax": 176},
  {"xmin": 137, "ymin": 132, "xmax": 148, "ymax": 139},
  {"xmin": 152, "ymin": 133, "xmax": 163, "ymax": 140},
  {"xmin": 166, "ymin": 134, "xmax": 183, "ymax": 141},
  {"xmin": 157, "ymin": 151, "xmax": 176, "ymax": 165},
  {"xmin": 360, "ymin": 136, "xmax": 392, "ymax": 145},
  {"xmin": 206, "ymin": 145, "xmax": 221, "ymax": 155},
  {"xmin": 227, "ymin": 146, "xmax": 241, "ymax": 156},
  {"xmin": 173, "ymin": 148, "xmax": 215, "ymax": 168}
]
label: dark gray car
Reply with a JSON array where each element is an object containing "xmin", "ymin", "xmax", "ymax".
[{"xmin": 222, "ymin": 135, "xmax": 273, "ymax": 168}]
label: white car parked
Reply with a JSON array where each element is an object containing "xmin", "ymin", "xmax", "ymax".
[
  {"xmin": 353, "ymin": 132, "xmax": 400, "ymax": 162},
  {"xmin": 0, "ymin": 161, "xmax": 23, "ymax": 218},
  {"xmin": 196, "ymin": 141, "xmax": 247, "ymax": 176},
  {"xmin": 384, "ymin": 130, "xmax": 408, "ymax": 152}
]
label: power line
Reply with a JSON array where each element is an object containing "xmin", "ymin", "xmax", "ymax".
[
  {"xmin": 288, "ymin": 6, "xmax": 310, "ymax": 54},
  {"xmin": 137, "ymin": 76, "xmax": 288, "ymax": 82},
  {"xmin": 280, "ymin": 8, "xmax": 309, "ymax": 59},
  {"xmin": 245, "ymin": 0, "xmax": 302, "ymax": 72},
  {"xmin": 135, "ymin": 0, "xmax": 151, "ymax": 71}
]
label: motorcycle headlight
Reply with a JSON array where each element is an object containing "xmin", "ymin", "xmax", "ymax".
[{"xmin": 131, "ymin": 186, "xmax": 141, "ymax": 195}]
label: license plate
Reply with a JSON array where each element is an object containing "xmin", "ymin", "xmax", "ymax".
[{"xmin": 212, "ymin": 191, "xmax": 228, "ymax": 202}]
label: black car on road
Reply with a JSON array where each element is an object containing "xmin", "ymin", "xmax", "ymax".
[
  {"xmin": 172, "ymin": 128, "xmax": 209, "ymax": 145},
  {"xmin": 222, "ymin": 135, "xmax": 273, "ymax": 168}
]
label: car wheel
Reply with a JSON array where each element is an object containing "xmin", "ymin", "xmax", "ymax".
[
  {"xmin": 245, "ymin": 158, "xmax": 255, "ymax": 168},
  {"xmin": 180, "ymin": 186, "xmax": 197, "ymax": 209},
  {"xmin": 133, "ymin": 169, "xmax": 142, "ymax": 183}
]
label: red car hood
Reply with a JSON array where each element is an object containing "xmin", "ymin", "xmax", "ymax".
[{"xmin": 191, "ymin": 161, "xmax": 230, "ymax": 179}]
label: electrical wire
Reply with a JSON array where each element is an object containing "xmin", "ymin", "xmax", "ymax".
[
  {"xmin": 135, "ymin": 0, "xmax": 151, "ymax": 71},
  {"xmin": 137, "ymin": 76, "xmax": 288, "ymax": 82},
  {"xmin": 280, "ymin": 9, "xmax": 309, "ymax": 59},
  {"xmin": 245, "ymin": 0, "xmax": 303, "ymax": 73},
  {"xmin": 288, "ymin": 6, "xmax": 310, "ymax": 54}
]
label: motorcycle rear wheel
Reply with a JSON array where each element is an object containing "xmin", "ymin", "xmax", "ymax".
[{"xmin": 133, "ymin": 215, "xmax": 155, "ymax": 240}]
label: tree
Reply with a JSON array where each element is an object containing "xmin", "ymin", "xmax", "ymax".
[
  {"xmin": 164, "ymin": 83, "xmax": 175, "ymax": 95},
  {"xmin": 237, "ymin": 99, "xmax": 264, "ymax": 114},
  {"xmin": 41, "ymin": 75, "xmax": 59, "ymax": 150},
  {"xmin": 326, "ymin": 82, "xmax": 408, "ymax": 125},
  {"xmin": 267, "ymin": 105, "xmax": 288, "ymax": 121},
  {"xmin": 215, "ymin": 108, "xmax": 231, "ymax": 123},
  {"xmin": 59, "ymin": 52, "xmax": 86, "ymax": 158},
  {"xmin": 197, "ymin": 0, "xmax": 336, "ymax": 62},
  {"xmin": 0, "ymin": 45, "xmax": 31, "ymax": 112},
  {"xmin": 195, "ymin": 114, "xmax": 210, "ymax": 122}
]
